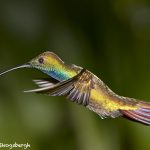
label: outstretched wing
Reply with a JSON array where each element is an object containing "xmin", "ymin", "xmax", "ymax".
[{"xmin": 25, "ymin": 69, "xmax": 93, "ymax": 106}]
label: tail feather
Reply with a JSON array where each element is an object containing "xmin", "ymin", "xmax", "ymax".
[{"xmin": 121, "ymin": 102, "xmax": 150, "ymax": 125}]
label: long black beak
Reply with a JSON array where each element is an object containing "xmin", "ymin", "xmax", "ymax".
[{"xmin": 0, "ymin": 63, "xmax": 31, "ymax": 76}]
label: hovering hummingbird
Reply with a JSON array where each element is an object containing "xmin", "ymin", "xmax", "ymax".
[{"xmin": 0, "ymin": 51, "xmax": 150, "ymax": 125}]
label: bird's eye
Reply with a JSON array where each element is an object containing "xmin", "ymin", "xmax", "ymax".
[{"xmin": 38, "ymin": 57, "xmax": 44, "ymax": 64}]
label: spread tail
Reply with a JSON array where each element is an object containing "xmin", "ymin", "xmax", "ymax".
[{"xmin": 120, "ymin": 102, "xmax": 150, "ymax": 125}]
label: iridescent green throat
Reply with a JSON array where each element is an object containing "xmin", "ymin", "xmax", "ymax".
[{"xmin": 41, "ymin": 64, "xmax": 78, "ymax": 81}]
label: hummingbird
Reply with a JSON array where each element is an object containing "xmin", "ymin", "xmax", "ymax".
[{"xmin": 0, "ymin": 51, "xmax": 150, "ymax": 125}]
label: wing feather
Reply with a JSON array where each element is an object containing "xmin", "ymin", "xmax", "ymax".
[{"xmin": 24, "ymin": 69, "xmax": 93, "ymax": 106}]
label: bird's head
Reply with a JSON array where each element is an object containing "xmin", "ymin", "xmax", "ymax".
[
  {"xmin": 0, "ymin": 51, "xmax": 65, "ymax": 80},
  {"xmin": 29, "ymin": 51, "xmax": 64, "ymax": 71}
]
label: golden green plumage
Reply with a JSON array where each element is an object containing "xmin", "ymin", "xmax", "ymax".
[
  {"xmin": 29, "ymin": 52, "xmax": 78, "ymax": 81},
  {"xmin": 1, "ymin": 51, "xmax": 150, "ymax": 125}
]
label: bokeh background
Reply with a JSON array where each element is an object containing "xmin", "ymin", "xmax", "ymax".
[{"xmin": 0, "ymin": 0, "xmax": 150, "ymax": 150}]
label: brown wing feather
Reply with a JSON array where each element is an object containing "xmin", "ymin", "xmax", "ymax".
[{"xmin": 25, "ymin": 69, "xmax": 93, "ymax": 106}]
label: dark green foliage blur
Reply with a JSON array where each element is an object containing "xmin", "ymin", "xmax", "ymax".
[{"xmin": 0, "ymin": 0, "xmax": 150, "ymax": 150}]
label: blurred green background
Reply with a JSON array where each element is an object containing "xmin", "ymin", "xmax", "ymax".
[{"xmin": 0, "ymin": 0, "xmax": 150, "ymax": 150}]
